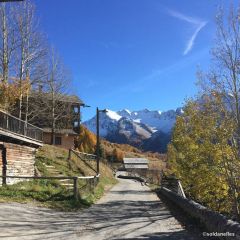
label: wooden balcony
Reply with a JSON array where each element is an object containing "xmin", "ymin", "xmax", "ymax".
[{"xmin": 0, "ymin": 110, "xmax": 43, "ymax": 146}]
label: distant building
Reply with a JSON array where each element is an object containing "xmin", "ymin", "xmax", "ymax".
[
  {"xmin": 27, "ymin": 93, "xmax": 85, "ymax": 133},
  {"xmin": 123, "ymin": 157, "xmax": 149, "ymax": 174},
  {"xmin": 123, "ymin": 157, "xmax": 149, "ymax": 177},
  {"xmin": 43, "ymin": 128, "xmax": 78, "ymax": 149},
  {"xmin": 27, "ymin": 93, "xmax": 85, "ymax": 149}
]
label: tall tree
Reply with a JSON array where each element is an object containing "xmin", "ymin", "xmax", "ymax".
[
  {"xmin": 0, "ymin": 3, "xmax": 16, "ymax": 110},
  {"xmin": 13, "ymin": 0, "xmax": 46, "ymax": 120},
  {"xmin": 198, "ymin": 3, "xmax": 240, "ymax": 217},
  {"xmin": 45, "ymin": 48, "xmax": 71, "ymax": 144},
  {"xmin": 198, "ymin": 4, "xmax": 240, "ymax": 145},
  {"xmin": 168, "ymin": 96, "xmax": 240, "ymax": 218},
  {"xmin": 169, "ymin": 4, "xmax": 240, "ymax": 219}
]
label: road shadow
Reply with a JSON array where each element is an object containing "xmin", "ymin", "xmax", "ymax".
[
  {"xmin": 0, "ymin": 180, "xmax": 205, "ymax": 239},
  {"xmin": 115, "ymin": 230, "xmax": 196, "ymax": 240}
]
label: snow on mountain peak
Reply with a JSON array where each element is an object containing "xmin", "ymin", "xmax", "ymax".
[
  {"xmin": 83, "ymin": 107, "xmax": 183, "ymax": 139},
  {"xmin": 123, "ymin": 109, "xmax": 131, "ymax": 114},
  {"xmin": 105, "ymin": 109, "xmax": 122, "ymax": 121},
  {"xmin": 117, "ymin": 109, "xmax": 132, "ymax": 118},
  {"xmin": 83, "ymin": 107, "xmax": 183, "ymax": 152}
]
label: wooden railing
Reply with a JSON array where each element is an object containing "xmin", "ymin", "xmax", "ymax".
[
  {"xmin": 0, "ymin": 110, "xmax": 43, "ymax": 142},
  {"xmin": 69, "ymin": 149, "xmax": 97, "ymax": 173},
  {"xmin": 68, "ymin": 149, "xmax": 97, "ymax": 161},
  {"xmin": 0, "ymin": 174, "xmax": 100, "ymax": 201},
  {"xmin": 69, "ymin": 149, "xmax": 97, "ymax": 161},
  {"xmin": 161, "ymin": 177, "xmax": 186, "ymax": 198}
]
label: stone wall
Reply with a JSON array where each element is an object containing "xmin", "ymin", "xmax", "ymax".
[
  {"xmin": 160, "ymin": 187, "xmax": 240, "ymax": 240},
  {"xmin": 0, "ymin": 142, "xmax": 36, "ymax": 185}
]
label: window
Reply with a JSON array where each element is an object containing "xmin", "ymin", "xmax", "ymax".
[
  {"xmin": 55, "ymin": 136, "xmax": 62, "ymax": 145},
  {"xmin": 73, "ymin": 107, "xmax": 79, "ymax": 113}
]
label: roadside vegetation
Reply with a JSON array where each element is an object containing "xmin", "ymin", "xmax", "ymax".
[
  {"xmin": 167, "ymin": 5, "xmax": 240, "ymax": 220},
  {"xmin": 0, "ymin": 145, "xmax": 117, "ymax": 210}
]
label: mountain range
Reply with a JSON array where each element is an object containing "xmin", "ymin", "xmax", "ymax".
[{"xmin": 83, "ymin": 108, "xmax": 183, "ymax": 153}]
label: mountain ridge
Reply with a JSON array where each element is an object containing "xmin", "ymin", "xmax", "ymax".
[{"xmin": 83, "ymin": 108, "xmax": 182, "ymax": 153}]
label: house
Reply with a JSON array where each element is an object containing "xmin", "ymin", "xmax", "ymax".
[
  {"xmin": 43, "ymin": 128, "xmax": 78, "ymax": 149},
  {"xmin": 26, "ymin": 93, "xmax": 85, "ymax": 133},
  {"xmin": 123, "ymin": 157, "xmax": 149, "ymax": 176},
  {"xmin": 123, "ymin": 157, "xmax": 149, "ymax": 175},
  {"xmin": 0, "ymin": 109, "xmax": 43, "ymax": 185},
  {"xmin": 123, "ymin": 158, "xmax": 149, "ymax": 169},
  {"xmin": 26, "ymin": 93, "xmax": 85, "ymax": 149}
]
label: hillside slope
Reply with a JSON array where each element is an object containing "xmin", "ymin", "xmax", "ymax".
[
  {"xmin": 0, "ymin": 144, "xmax": 116, "ymax": 210},
  {"xmin": 75, "ymin": 126, "xmax": 166, "ymax": 171}
]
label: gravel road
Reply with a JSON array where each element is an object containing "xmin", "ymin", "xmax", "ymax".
[{"xmin": 0, "ymin": 176, "xmax": 201, "ymax": 239}]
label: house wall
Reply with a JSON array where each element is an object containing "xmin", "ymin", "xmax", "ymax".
[
  {"xmin": 0, "ymin": 142, "xmax": 36, "ymax": 185},
  {"xmin": 43, "ymin": 133, "xmax": 75, "ymax": 149}
]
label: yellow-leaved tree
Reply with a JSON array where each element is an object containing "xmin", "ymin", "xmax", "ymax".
[{"xmin": 168, "ymin": 94, "xmax": 240, "ymax": 218}]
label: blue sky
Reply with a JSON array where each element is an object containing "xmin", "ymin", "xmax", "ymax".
[{"xmin": 34, "ymin": 0, "xmax": 236, "ymax": 120}]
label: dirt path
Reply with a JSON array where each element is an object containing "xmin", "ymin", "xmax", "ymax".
[{"xmin": 0, "ymin": 177, "xmax": 201, "ymax": 239}]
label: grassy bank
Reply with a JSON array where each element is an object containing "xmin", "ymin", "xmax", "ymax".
[{"xmin": 0, "ymin": 145, "xmax": 117, "ymax": 210}]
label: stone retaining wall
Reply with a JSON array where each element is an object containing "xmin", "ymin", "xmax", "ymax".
[
  {"xmin": 160, "ymin": 187, "xmax": 240, "ymax": 240},
  {"xmin": 0, "ymin": 142, "xmax": 36, "ymax": 185}
]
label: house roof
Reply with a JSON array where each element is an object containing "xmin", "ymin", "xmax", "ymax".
[
  {"xmin": 30, "ymin": 91, "xmax": 85, "ymax": 105},
  {"xmin": 123, "ymin": 158, "xmax": 149, "ymax": 169},
  {"xmin": 57, "ymin": 94, "xmax": 84, "ymax": 104},
  {"xmin": 123, "ymin": 158, "xmax": 149, "ymax": 164},
  {"xmin": 43, "ymin": 128, "xmax": 78, "ymax": 135}
]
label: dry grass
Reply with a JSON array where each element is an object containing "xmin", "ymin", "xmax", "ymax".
[{"xmin": 0, "ymin": 144, "xmax": 117, "ymax": 210}]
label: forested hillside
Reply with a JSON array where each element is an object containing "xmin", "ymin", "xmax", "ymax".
[{"xmin": 75, "ymin": 125, "xmax": 166, "ymax": 170}]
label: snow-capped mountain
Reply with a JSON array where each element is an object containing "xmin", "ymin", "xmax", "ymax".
[
  {"xmin": 117, "ymin": 108, "xmax": 183, "ymax": 133},
  {"xmin": 83, "ymin": 108, "xmax": 182, "ymax": 152}
]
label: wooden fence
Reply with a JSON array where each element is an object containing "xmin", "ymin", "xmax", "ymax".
[
  {"xmin": 69, "ymin": 149, "xmax": 97, "ymax": 161},
  {"xmin": 0, "ymin": 174, "xmax": 100, "ymax": 201}
]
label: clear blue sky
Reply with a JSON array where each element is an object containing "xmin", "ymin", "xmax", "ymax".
[{"xmin": 34, "ymin": 0, "xmax": 236, "ymax": 120}]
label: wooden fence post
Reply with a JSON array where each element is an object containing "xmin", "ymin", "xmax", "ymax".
[
  {"xmin": 90, "ymin": 178, "xmax": 93, "ymax": 192},
  {"xmin": 68, "ymin": 149, "xmax": 72, "ymax": 160},
  {"xmin": 73, "ymin": 177, "xmax": 78, "ymax": 201}
]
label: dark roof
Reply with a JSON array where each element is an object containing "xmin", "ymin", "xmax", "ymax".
[
  {"xmin": 58, "ymin": 94, "xmax": 84, "ymax": 104},
  {"xmin": 43, "ymin": 128, "xmax": 78, "ymax": 135},
  {"xmin": 30, "ymin": 91, "xmax": 85, "ymax": 105}
]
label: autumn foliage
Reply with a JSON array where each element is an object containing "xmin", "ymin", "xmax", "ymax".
[
  {"xmin": 74, "ymin": 125, "xmax": 97, "ymax": 154},
  {"xmin": 74, "ymin": 126, "xmax": 164, "ymax": 169}
]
